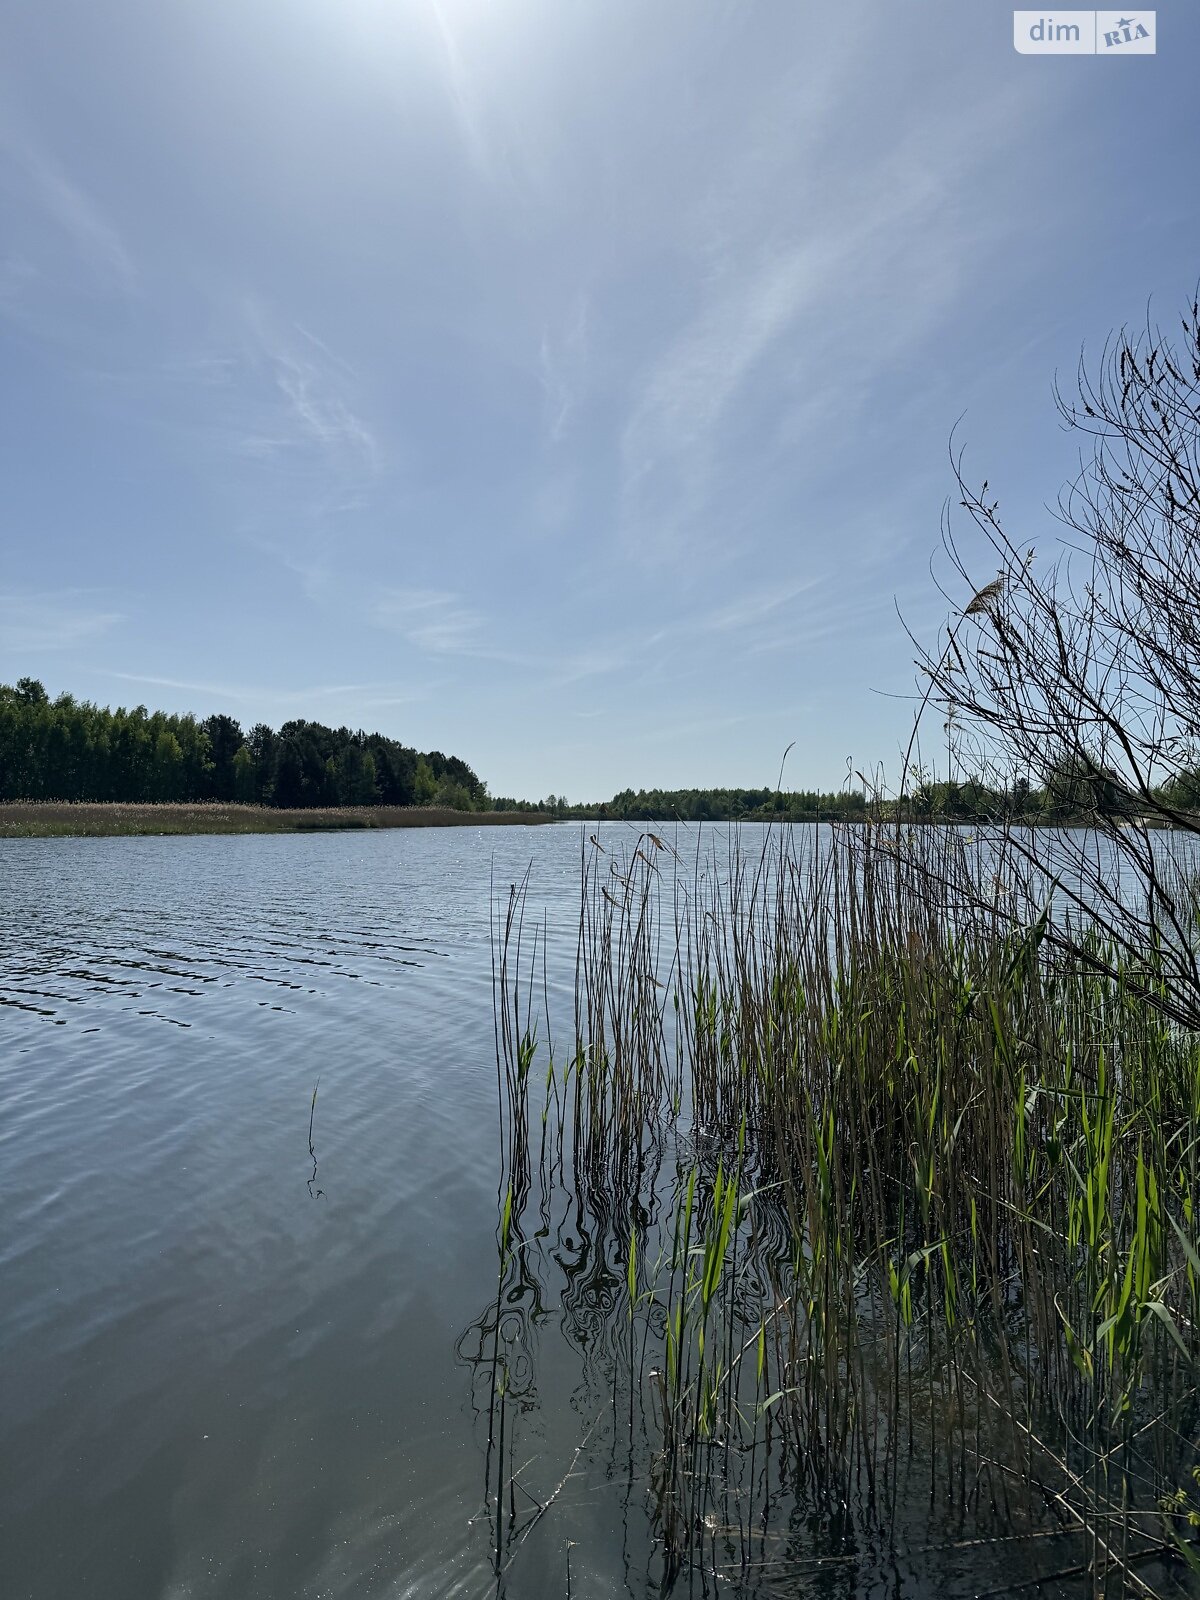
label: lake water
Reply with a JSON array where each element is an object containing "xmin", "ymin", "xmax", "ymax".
[
  {"xmin": 2, "ymin": 827, "xmax": 594, "ymax": 1599},
  {"xmin": 0, "ymin": 824, "xmax": 1178, "ymax": 1599}
]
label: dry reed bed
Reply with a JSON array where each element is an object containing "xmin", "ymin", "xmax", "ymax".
[{"xmin": 0, "ymin": 800, "xmax": 551, "ymax": 836}]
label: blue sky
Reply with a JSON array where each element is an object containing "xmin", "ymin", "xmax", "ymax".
[{"xmin": 1, "ymin": 1, "xmax": 1195, "ymax": 801}]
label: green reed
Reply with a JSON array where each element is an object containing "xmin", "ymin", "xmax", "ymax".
[{"xmin": 480, "ymin": 823, "xmax": 1200, "ymax": 1594}]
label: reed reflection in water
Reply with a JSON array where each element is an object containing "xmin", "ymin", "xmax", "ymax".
[{"xmin": 467, "ymin": 824, "xmax": 1200, "ymax": 1597}]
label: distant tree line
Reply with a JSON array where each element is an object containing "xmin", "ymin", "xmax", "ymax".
[
  {"xmin": 594, "ymin": 786, "xmax": 870, "ymax": 822},
  {"xmin": 0, "ymin": 679, "xmax": 488, "ymax": 810},
  {"xmin": 503, "ymin": 763, "xmax": 1200, "ymax": 826},
  {"xmin": 9, "ymin": 678, "xmax": 1191, "ymax": 828},
  {"xmin": 480, "ymin": 788, "xmax": 874, "ymax": 821}
]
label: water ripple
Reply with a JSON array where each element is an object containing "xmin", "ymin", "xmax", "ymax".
[{"xmin": 0, "ymin": 824, "xmax": 602, "ymax": 1599}]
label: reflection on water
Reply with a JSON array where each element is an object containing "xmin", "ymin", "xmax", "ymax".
[
  {"xmin": 456, "ymin": 1130, "xmax": 1091, "ymax": 1598},
  {"xmin": 462, "ymin": 827, "xmax": 1200, "ymax": 1598},
  {"xmin": 0, "ymin": 826, "xmax": 584, "ymax": 1600},
  {"xmin": 307, "ymin": 1078, "xmax": 325, "ymax": 1200},
  {"xmin": 2, "ymin": 824, "xmax": 1195, "ymax": 1599}
]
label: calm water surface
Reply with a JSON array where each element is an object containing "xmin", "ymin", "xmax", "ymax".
[{"xmin": 1, "ymin": 826, "xmax": 596, "ymax": 1600}]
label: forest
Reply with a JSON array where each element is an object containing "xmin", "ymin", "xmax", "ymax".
[
  {"xmin": 0, "ymin": 678, "xmax": 488, "ymax": 810},
  {"xmin": 6, "ymin": 676, "xmax": 1197, "ymax": 827},
  {"xmin": 504, "ymin": 768, "xmax": 1190, "ymax": 825}
]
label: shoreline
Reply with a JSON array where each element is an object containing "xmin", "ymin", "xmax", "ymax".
[
  {"xmin": 0, "ymin": 802, "xmax": 555, "ymax": 838},
  {"xmin": 1, "ymin": 804, "xmax": 1188, "ymax": 839}
]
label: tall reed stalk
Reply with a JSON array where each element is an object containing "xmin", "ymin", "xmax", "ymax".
[{"xmin": 474, "ymin": 822, "xmax": 1200, "ymax": 1593}]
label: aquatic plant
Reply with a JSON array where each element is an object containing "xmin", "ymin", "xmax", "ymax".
[{"xmin": 470, "ymin": 822, "xmax": 1200, "ymax": 1594}]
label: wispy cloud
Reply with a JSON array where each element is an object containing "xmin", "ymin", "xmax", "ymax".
[
  {"xmin": 0, "ymin": 117, "xmax": 135, "ymax": 291},
  {"xmin": 426, "ymin": 0, "xmax": 491, "ymax": 179},
  {"xmin": 0, "ymin": 591, "xmax": 122, "ymax": 653},
  {"xmin": 621, "ymin": 241, "xmax": 835, "ymax": 557},
  {"xmin": 240, "ymin": 308, "xmax": 380, "ymax": 472},
  {"xmin": 370, "ymin": 586, "xmax": 638, "ymax": 678},
  {"xmin": 104, "ymin": 306, "xmax": 381, "ymax": 492},
  {"xmin": 372, "ymin": 588, "xmax": 483, "ymax": 654},
  {"xmin": 0, "ymin": 254, "xmax": 37, "ymax": 311},
  {"xmin": 741, "ymin": 588, "xmax": 903, "ymax": 657},
  {"xmin": 100, "ymin": 670, "xmax": 429, "ymax": 712},
  {"xmin": 692, "ymin": 580, "xmax": 822, "ymax": 637},
  {"xmin": 367, "ymin": 572, "xmax": 836, "ymax": 686},
  {"xmin": 274, "ymin": 353, "xmax": 377, "ymax": 465},
  {"xmin": 549, "ymin": 580, "xmax": 826, "ymax": 683},
  {"xmin": 540, "ymin": 293, "xmax": 590, "ymax": 443},
  {"xmin": 619, "ymin": 68, "xmax": 1043, "ymax": 565}
]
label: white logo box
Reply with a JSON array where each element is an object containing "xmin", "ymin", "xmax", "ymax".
[{"xmin": 1013, "ymin": 11, "xmax": 1155, "ymax": 54}]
